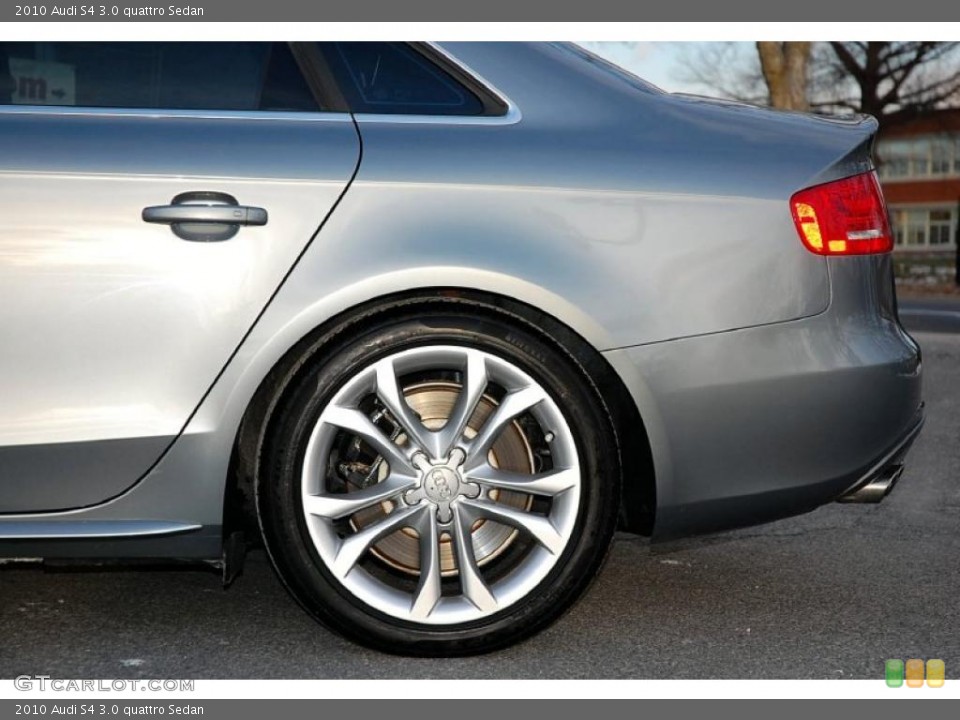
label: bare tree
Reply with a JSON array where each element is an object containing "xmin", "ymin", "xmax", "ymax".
[
  {"xmin": 756, "ymin": 42, "xmax": 812, "ymax": 110},
  {"xmin": 678, "ymin": 41, "xmax": 960, "ymax": 124},
  {"xmin": 813, "ymin": 42, "xmax": 960, "ymax": 123},
  {"xmin": 674, "ymin": 42, "xmax": 767, "ymax": 103}
]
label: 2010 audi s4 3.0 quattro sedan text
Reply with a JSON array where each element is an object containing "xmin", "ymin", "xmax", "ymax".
[{"xmin": 0, "ymin": 41, "xmax": 923, "ymax": 655}]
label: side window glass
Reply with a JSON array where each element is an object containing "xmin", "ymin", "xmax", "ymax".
[
  {"xmin": 320, "ymin": 42, "xmax": 485, "ymax": 116},
  {"xmin": 0, "ymin": 42, "xmax": 320, "ymax": 112}
]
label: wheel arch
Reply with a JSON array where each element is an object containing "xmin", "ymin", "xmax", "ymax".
[{"xmin": 223, "ymin": 287, "xmax": 656, "ymax": 567}]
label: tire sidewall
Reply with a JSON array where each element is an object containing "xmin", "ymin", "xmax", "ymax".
[{"xmin": 258, "ymin": 306, "xmax": 620, "ymax": 655}]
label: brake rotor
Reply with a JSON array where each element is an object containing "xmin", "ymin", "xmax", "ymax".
[{"xmin": 352, "ymin": 381, "xmax": 534, "ymax": 577}]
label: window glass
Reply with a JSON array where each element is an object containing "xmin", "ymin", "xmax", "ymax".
[
  {"xmin": 908, "ymin": 139, "xmax": 930, "ymax": 177},
  {"xmin": 890, "ymin": 207, "xmax": 956, "ymax": 248},
  {"xmin": 878, "ymin": 140, "xmax": 911, "ymax": 179},
  {"xmin": 929, "ymin": 209, "xmax": 953, "ymax": 245},
  {"xmin": 321, "ymin": 42, "xmax": 484, "ymax": 116},
  {"xmin": 896, "ymin": 209, "xmax": 927, "ymax": 246},
  {"xmin": 882, "ymin": 157, "xmax": 909, "ymax": 178},
  {"xmin": 906, "ymin": 224, "xmax": 926, "ymax": 247},
  {"xmin": 879, "ymin": 135, "xmax": 960, "ymax": 179},
  {"xmin": 0, "ymin": 42, "xmax": 319, "ymax": 112},
  {"xmin": 931, "ymin": 137, "xmax": 952, "ymax": 175}
]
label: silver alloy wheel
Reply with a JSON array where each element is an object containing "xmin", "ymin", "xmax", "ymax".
[{"xmin": 300, "ymin": 345, "xmax": 582, "ymax": 625}]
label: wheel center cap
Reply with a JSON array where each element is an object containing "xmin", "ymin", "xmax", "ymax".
[
  {"xmin": 406, "ymin": 449, "xmax": 477, "ymax": 523},
  {"xmin": 423, "ymin": 465, "xmax": 461, "ymax": 503}
]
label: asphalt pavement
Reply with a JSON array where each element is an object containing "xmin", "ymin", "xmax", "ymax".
[
  {"xmin": 898, "ymin": 296, "xmax": 960, "ymax": 334},
  {"xmin": 2, "ymin": 301, "xmax": 958, "ymax": 679}
]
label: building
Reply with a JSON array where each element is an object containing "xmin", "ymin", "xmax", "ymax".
[{"xmin": 875, "ymin": 109, "xmax": 960, "ymax": 284}]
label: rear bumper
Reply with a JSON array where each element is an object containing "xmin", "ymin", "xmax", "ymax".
[
  {"xmin": 835, "ymin": 408, "xmax": 923, "ymax": 503},
  {"xmin": 603, "ymin": 256, "xmax": 923, "ymax": 540},
  {"xmin": 640, "ymin": 403, "xmax": 923, "ymax": 540}
]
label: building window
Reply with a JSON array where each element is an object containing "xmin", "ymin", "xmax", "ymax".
[
  {"xmin": 891, "ymin": 207, "xmax": 957, "ymax": 249},
  {"xmin": 930, "ymin": 209, "xmax": 953, "ymax": 245},
  {"xmin": 910, "ymin": 139, "xmax": 931, "ymax": 176},
  {"xmin": 879, "ymin": 140, "xmax": 913, "ymax": 179},
  {"xmin": 878, "ymin": 135, "xmax": 960, "ymax": 180},
  {"xmin": 931, "ymin": 140, "xmax": 953, "ymax": 175}
]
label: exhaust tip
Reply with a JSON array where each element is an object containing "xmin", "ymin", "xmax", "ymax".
[{"xmin": 837, "ymin": 464, "xmax": 904, "ymax": 504}]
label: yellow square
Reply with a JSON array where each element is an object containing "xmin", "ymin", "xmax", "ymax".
[
  {"xmin": 906, "ymin": 658, "xmax": 925, "ymax": 687},
  {"xmin": 927, "ymin": 659, "xmax": 945, "ymax": 688}
]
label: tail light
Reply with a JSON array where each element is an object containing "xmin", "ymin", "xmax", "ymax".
[{"xmin": 790, "ymin": 171, "xmax": 893, "ymax": 255}]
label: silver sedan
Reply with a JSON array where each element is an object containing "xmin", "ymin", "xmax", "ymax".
[{"xmin": 0, "ymin": 41, "xmax": 923, "ymax": 655}]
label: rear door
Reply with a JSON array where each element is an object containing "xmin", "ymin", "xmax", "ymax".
[{"xmin": 0, "ymin": 42, "xmax": 359, "ymax": 512}]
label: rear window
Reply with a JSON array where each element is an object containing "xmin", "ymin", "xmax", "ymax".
[{"xmin": 319, "ymin": 42, "xmax": 486, "ymax": 116}]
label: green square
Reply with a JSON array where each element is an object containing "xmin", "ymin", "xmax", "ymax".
[{"xmin": 886, "ymin": 659, "xmax": 905, "ymax": 687}]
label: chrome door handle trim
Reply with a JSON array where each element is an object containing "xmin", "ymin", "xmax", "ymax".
[
  {"xmin": 142, "ymin": 191, "xmax": 268, "ymax": 242},
  {"xmin": 142, "ymin": 205, "xmax": 268, "ymax": 226}
]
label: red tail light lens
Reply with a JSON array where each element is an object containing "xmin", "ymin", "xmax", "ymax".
[{"xmin": 790, "ymin": 171, "xmax": 893, "ymax": 255}]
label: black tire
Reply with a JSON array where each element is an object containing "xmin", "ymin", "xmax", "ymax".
[{"xmin": 257, "ymin": 300, "xmax": 620, "ymax": 656}]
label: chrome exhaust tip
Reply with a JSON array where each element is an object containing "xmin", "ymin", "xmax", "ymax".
[{"xmin": 837, "ymin": 464, "xmax": 904, "ymax": 504}]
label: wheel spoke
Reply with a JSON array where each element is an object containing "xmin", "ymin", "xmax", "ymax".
[
  {"xmin": 458, "ymin": 496, "xmax": 565, "ymax": 555},
  {"xmin": 332, "ymin": 504, "xmax": 423, "ymax": 578},
  {"xmin": 322, "ymin": 404, "xmax": 417, "ymax": 477},
  {"xmin": 410, "ymin": 509, "xmax": 442, "ymax": 619},
  {"xmin": 437, "ymin": 351, "xmax": 488, "ymax": 457},
  {"xmin": 303, "ymin": 473, "xmax": 416, "ymax": 521},
  {"xmin": 452, "ymin": 503, "xmax": 497, "ymax": 612},
  {"xmin": 464, "ymin": 385, "xmax": 547, "ymax": 465},
  {"xmin": 466, "ymin": 463, "xmax": 579, "ymax": 498},
  {"xmin": 374, "ymin": 358, "xmax": 441, "ymax": 458},
  {"xmin": 301, "ymin": 344, "xmax": 583, "ymax": 625}
]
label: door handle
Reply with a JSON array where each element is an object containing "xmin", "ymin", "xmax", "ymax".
[
  {"xmin": 143, "ymin": 205, "xmax": 268, "ymax": 226},
  {"xmin": 142, "ymin": 191, "xmax": 267, "ymax": 242}
]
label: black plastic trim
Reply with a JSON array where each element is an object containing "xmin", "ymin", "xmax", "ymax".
[{"xmin": 288, "ymin": 41, "xmax": 350, "ymax": 113}]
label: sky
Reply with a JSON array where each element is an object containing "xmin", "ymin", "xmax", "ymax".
[
  {"xmin": 577, "ymin": 42, "xmax": 684, "ymax": 91},
  {"xmin": 577, "ymin": 41, "xmax": 754, "ymax": 95}
]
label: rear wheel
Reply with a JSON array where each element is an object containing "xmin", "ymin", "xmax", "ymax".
[{"xmin": 258, "ymin": 305, "xmax": 620, "ymax": 655}]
